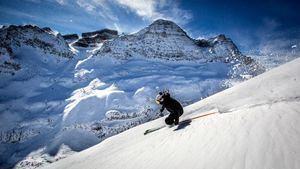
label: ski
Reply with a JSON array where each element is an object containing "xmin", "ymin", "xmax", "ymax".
[
  {"xmin": 144, "ymin": 125, "xmax": 166, "ymax": 135},
  {"xmin": 144, "ymin": 111, "xmax": 219, "ymax": 135}
]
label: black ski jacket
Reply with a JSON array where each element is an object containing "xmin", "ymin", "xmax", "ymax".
[{"xmin": 160, "ymin": 93, "xmax": 183, "ymax": 117}]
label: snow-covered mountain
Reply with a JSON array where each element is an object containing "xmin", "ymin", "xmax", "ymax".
[
  {"xmin": 0, "ymin": 20, "xmax": 272, "ymax": 169},
  {"xmin": 42, "ymin": 57, "xmax": 300, "ymax": 169},
  {"xmin": 96, "ymin": 19, "xmax": 223, "ymax": 60},
  {"xmin": 0, "ymin": 25, "xmax": 73, "ymax": 58},
  {"xmin": 95, "ymin": 19, "xmax": 263, "ymax": 77},
  {"xmin": 0, "ymin": 25, "xmax": 74, "ymax": 75}
]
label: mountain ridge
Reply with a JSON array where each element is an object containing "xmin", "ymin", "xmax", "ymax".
[{"xmin": 96, "ymin": 19, "xmax": 247, "ymax": 62}]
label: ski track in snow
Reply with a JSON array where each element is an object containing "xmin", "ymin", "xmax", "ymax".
[{"xmin": 41, "ymin": 58, "xmax": 300, "ymax": 169}]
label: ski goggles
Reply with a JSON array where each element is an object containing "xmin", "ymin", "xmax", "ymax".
[
  {"xmin": 155, "ymin": 100, "xmax": 161, "ymax": 104},
  {"xmin": 155, "ymin": 94, "xmax": 164, "ymax": 104}
]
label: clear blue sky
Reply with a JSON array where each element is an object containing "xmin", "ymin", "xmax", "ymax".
[{"xmin": 0, "ymin": 0, "xmax": 299, "ymax": 54}]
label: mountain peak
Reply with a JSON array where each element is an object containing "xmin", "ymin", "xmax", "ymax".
[
  {"xmin": 150, "ymin": 19, "xmax": 178, "ymax": 26},
  {"xmin": 136, "ymin": 19, "xmax": 187, "ymax": 37},
  {"xmin": 215, "ymin": 34, "xmax": 227, "ymax": 41}
]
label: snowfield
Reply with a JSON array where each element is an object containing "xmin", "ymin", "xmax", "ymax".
[{"xmin": 43, "ymin": 57, "xmax": 300, "ymax": 169}]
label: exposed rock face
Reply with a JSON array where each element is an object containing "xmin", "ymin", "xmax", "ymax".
[
  {"xmin": 82, "ymin": 29, "xmax": 118, "ymax": 38},
  {"xmin": 74, "ymin": 29, "xmax": 118, "ymax": 47},
  {"xmin": 42, "ymin": 27, "xmax": 57, "ymax": 35},
  {"xmin": 62, "ymin": 34, "xmax": 79, "ymax": 42}
]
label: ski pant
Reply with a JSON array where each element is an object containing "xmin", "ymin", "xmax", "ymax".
[{"xmin": 165, "ymin": 109, "xmax": 183, "ymax": 125}]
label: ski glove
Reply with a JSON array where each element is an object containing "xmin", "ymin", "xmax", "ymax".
[
  {"xmin": 160, "ymin": 105, "xmax": 165, "ymax": 112},
  {"xmin": 159, "ymin": 112, "xmax": 164, "ymax": 117},
  {"xmin": 160, "ymin": 107, "xmax": 164, "ymax": 113}
]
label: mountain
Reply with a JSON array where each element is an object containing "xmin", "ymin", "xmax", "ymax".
[
  {"xmin": 0, "ymin": 25, "xmax": 73, "ymax": 58},
  {"xmin": 0, "ymin": 25, "xmax": 74, "ymax": 75},
  {"xmin": 96, "ymin": 19, "xmax": 230, "ymax": 60},
  {"xmin": 94, "ymin": 19, "xmax": 263, "ymax": 78},
  {"xmin": 0, "ymin": 20, "xmax": 269, "ymax": 169},
  {"xmin": 42, "ymin": 57, "xmax": 300, "ymax": 169}
]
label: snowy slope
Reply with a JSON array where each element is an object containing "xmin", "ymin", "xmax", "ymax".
[{"xmin": 43, "ymin": 58, "xmax": 300, "ymax": 169}]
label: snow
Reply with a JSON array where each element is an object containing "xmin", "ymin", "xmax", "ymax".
[
  {"xmin": 43, "ymin": 58, "xmax": 300, "ymax": 169},
  {"xmin": 62, "ymin": 79, "xmax": 126, "ymax": 125}
]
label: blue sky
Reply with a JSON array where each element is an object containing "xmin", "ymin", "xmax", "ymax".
[{"xmin": 0, "ymin": 0, "xmax": 299, "ymax": 54}]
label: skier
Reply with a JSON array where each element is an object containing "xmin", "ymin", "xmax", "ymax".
[{"xmin": 155, "ymin": 91, "xmax": 184, "ymax": 125}]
